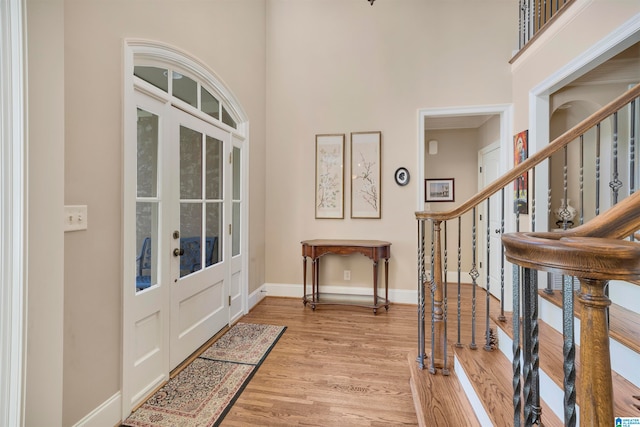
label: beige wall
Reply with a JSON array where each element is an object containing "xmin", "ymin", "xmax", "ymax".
[
  {"xmin": 24, "ymin": 0, "xmax": 640, "ymax": 425},
  {"xmin": 59, "ymin": 1, "xmax": 266, "ymax": 425},
  {"xmin": 265, "ymin": 0, "xmax": 515, "ymax": 292},
  {"xmin": 26, "ymin": 1, "xmax": 65, "ymax": 426}
]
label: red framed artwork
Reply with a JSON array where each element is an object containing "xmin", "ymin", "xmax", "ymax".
[{"xmin": 514, "ymin": 130, "xmax": 528, "ymax": 214}]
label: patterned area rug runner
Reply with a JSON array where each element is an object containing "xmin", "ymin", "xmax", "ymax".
[{"xmin": 122, "ymin": 323, "xmax": 286, "ymax": 427}]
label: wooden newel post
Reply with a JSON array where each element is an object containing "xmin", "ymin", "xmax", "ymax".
[
  {"xmin": 577, "ymin": 278, "xmax": 613, "ymax": 426},
  {"xmin": 430, "ymin": 220, "xmax": 445, "ymax": 372}
]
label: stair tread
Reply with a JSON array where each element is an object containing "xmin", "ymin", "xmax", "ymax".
[
  {"xmin": 493, "ymin": 312, "xmax": 640, "ymax": 417},
  {"xmin": 408, "ymin": 349, "xmax": 481, "ymax": 427},
  {"xmin": 455, "ymin": 343, "xmax": 563, "ymax": 427},
  {"xmin": 540, "ymin": 289, "xmax": 640, "ymax": 355}
]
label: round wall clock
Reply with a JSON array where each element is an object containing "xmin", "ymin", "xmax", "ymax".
[{"xmin": 394, "ymin": 167, "xmax": 410, "ymax": 186}]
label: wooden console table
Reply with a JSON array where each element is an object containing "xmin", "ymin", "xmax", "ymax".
[{"xmin": 301, "ymin": 239, "xmax": 391, "ymax": 314}]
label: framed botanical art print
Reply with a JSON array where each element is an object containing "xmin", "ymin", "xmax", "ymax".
[
  {"xmin": 351, "ymin": 131, "xmax": 381, "ymax": 218},
  {"xmin": 315, "ymin": 134, "xmax": 345, "ymax": 219}
]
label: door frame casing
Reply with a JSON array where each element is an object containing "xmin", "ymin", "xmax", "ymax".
[
  {"xmin": 417, "ymin": 104, "xmax": 513, "ymax": 310},
  {"xmin": 0, "ymin": 0, "xmax": 26, "ymax": 424}
]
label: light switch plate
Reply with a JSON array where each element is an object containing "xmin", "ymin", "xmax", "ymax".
[{"xmin": 64, "ymin": 205, "xmax": 88, "ymax": 232}]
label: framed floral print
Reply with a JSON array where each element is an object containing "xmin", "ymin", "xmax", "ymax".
[
  {"xmin": 351, "ymin": 131, "xmax": 381, "ymax": 218},
  {"xmin": 315, "ymin": 134, "xmax": 345, "ymax": 219}
]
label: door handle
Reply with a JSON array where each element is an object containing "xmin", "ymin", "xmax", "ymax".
[{"xmin": 173, "ymin": 248, "xmax": 184, "ymax": 257}]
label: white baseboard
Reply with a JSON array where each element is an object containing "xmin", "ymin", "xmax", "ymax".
[
  {"xmin": 72, "ymin": 392, "xmax": 121, "ymax": 427},
  {"xmin": 263, "ymin": 282, "xmax": 418, "ymax": 305},
  {"xmin": 248, "ymin": 285, "xmax": 268, "ymax": 310}
]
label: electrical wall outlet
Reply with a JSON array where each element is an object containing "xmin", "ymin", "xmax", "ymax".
[
  {"xmin": 64, "ymin": 205, "xmax": 88, "ymax": 232},
  {"xmin": 344, "ymin": 270, "xmax": 351, "ymax": 280}
]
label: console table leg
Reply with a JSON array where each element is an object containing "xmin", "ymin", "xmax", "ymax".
[
  {"xmin": 302, "ymin": 256, "xmax": 307, "ymax": 305},
  {"xmin": 312, "ymin": 258, "xmax": 317, "ymax": 303},
  {"xmin": 373, "ymin": 260, "xmax": 379, "ymax": 312},
  {"xmin": 385, "ymin": 258, "xmax": 390, "ymax": 310}
]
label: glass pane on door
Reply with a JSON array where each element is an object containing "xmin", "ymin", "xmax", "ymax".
[
  {"xmin": 136, "ymin": 107, "xmax": 160, "ymax": 293},
  {"xmin": 180, "ymin": 203, "xmax": 202, "ymax": 278},
  {"xmin": 206, "ymin": 202, "xmax": 222, "ymax": 266},
  {"xmin": 179, "ymin": 125, "xmax": 204, "ymax": 278},
  {"xmin": 180, "ymin": 126, "xmax": 202, "ymax": 200},
  {"xmin": 205, "ymin": 136, "xmax": 223, "ymax": 200},
  {"xmin": 232, "ymin": 146, "xmax": 241, "ymax": 256},
  {"xmin": 136, "ymin": 202, "xmax": 158, "ymax": 291},
  {"xmin": 137, "ymin": 109, "xmax": 159, "ymax": 197}
]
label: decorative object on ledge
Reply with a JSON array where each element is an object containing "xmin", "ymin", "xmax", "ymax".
[
  {"xmin": 554, "ymin": 198, "xmax": 577, "ymax": 228},
  {"xmin": 351, "ymin": 131, "xmax": 381, "ymax": 218},
  {"xmin": 425, "ymin": 178, "xmax": 454, "ymax": 202},
  {"xmin": 394, "ymin": 167, "xmax": 410, "ymax": 186},
  {"xmin": 513, "ymin": 129, "xmax": 529, "ymax": 214},
  {"xmin": 315, "ymin": 134, "xmax": 345, "ymax": 219}
]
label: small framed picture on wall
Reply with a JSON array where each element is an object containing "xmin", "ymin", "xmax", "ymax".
[{"xmin": 425, "ymin": 178, "xmax": 455, "ymax": 202}]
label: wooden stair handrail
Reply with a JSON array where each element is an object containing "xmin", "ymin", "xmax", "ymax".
[
  {"xmin": 502, "ymin": 190, "xmax": 640, "ymax": 426},
  {"xmin": 509, "ymin": 189, "xmax": 640, "ymax": 242},
  {"xmin": 416, "ymin": 83, "xmax": 640, "ymax": 222},
  {"xmin": 502, "ymin": 234, "xmax": 640, "ymax": 280}
]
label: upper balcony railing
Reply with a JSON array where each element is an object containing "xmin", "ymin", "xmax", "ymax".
[{"xmin": 514, "ymin": 0, "xmax": 576, "ymax": 61}]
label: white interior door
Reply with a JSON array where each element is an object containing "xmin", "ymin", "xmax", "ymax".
[
  {"xmin": 169, "ymin": 109, "xmax": 230, "ymax": 369},
  {"xmin": 229, "ymin": 138, "xmax": 245, "ymax": 324},
  {"xmin": 124, "ymin": 97, "xmax": 234, "ymax": 413},
  {"xmin": 124, "ymin": 92, "xmax": 171, "ymax": 412},
  {"xmin": 478, "ymin": 143, "xmax": 502, "ymax": 298}
]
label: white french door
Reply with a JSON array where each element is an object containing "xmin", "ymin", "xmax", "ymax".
[
  {"xmin": 124, "ymin": 91, "xmax": 236, "ymax": 414},
  {"xmin": 169, "ymin": 109, "xmax": 230, "ymax": 369},
  {"xmin": 478, "ymin": 143, "xmax": 503, "ymax": 298},
  {"xmin": 229, "ymin": 136, "xmax": 245, "ymax": 324}
]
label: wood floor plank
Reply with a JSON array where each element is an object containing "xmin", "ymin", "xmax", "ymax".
[{"xmin": 222, "ymin": 297, "xmax": 419, "ymax": 426}]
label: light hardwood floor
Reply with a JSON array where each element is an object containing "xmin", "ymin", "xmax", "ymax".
[{"xmin": 221, "ymin": 297, "xmax": 420, "ymax": 426}]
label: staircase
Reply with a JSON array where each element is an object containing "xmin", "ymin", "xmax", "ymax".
[
  {"xmin": 409, "ymin": 284, "xmax": 640, "ymax": 425},
  {"xmin": 411, "ymin": 84, "xmax": 640, "ymax": 426}
]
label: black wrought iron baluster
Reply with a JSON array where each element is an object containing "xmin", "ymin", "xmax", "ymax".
[
  {"xmin": 531, "ymin": 167, "xmax": 536, "ymax": 232},
  {"xmin": 580, "ymin": 135, "xmax": 584, "ymax": 225},
  {"xmin": 632, "ymin": 99, "xmax": 637, "ymax": 243},
  {"xmin": 562, "ymin": 274, "xmax": 577, "ymax": 427},
  {"xmin": 560, "ymin": 145, "xmax": 570, "ymax": 230},
  {"xmin": 513, "ymin": 208, "xmax": 522, "ymax": 425},
  {"xmin": 537, "ymin": 0, "xmax": 542, "ymax": 34},
  {"xmin": 631, "ymin": 99, "xmax": 637, "ymax": 197},
  {"xmin": 469, "ymin": 208, "xmax": 479, "ymax": 350},
  {"xmin": 429, "ymin": 221, "xmax": 436, "ymax": 374},
  {"xmin": 522, "ymin": 267, "xmax": 541, "ymax": 425},
  {"xmin": 417, "ymin": 219, "xmax": 426, "ymax": 370},
  {"xmin": 545, "ymin": 158, "xmax": 553, "ymax": 295},
  {"xmin": 530, "ymin": 270, "xmax": 541, "ymax": 424},
  {"xmin": 457, "ymin": 217, "xmax": 462, "ymax": 348},
  {"xmin": 596, "ymin": 123, "xmax": 601, "ymax": 216},
  {"xmin": 499, "ymin": 188, "xmax": 506, "ymax": 322},
  {"xmin": 519, "ymin": 0, "xmax": 524, "ymax": 49},
  {"xmin": 513, "ymin": 264, "xmax": 522, "ymax": 427},
  {"xmin": 610, "ymin": 111, "xmax": 623, "ymax": 204},
  {"xmin": 484, "ymin": 198, "xmax": 492, "ymax": 351},
  {"xmin": 442, "ymin": 221, "xmax": 449, "ymax": 375}
]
